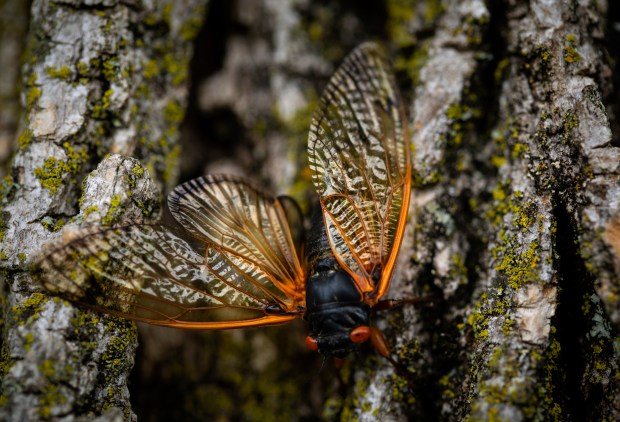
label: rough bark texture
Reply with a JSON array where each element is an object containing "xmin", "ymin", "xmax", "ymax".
[
  {"xmin": 0, "ymin": 0, "xmax": 207, "ymax": 420},
  {"xmin": 0, "ymin": 0, "xmax": 30, "ymax": 177},
  {"xmin": 1, "ymin": 0, "xmax": 619, "ymax": 421}
]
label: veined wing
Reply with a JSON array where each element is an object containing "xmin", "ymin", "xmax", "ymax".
[
  {"xmin": 37, "ymin": 224, "xmax": 302, "ymax": 328},
  {"xmin": 307, "ymin": 42, "xmax": 411, "ymax": 303},
  {"xmin": 167, "ymin": 175, "xmax": 306, "ymax": 305},
  {"xmin": 277, "ymin": 195, "xmax": 306, "ymax": 262}
]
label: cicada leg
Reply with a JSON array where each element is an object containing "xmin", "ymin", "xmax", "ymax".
[{"xmin": 373, "ymin": 295, "xmax": 436, "ymax": 311}]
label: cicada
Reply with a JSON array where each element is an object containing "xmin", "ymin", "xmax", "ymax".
[{"xmin": 37, "ymin": 42, "xmax": 412, "ymax": 360}]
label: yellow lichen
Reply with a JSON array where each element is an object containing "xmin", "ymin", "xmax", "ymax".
[{"xmin": 46, "ymin": 65, "xmax": 72, "ymax": 80}]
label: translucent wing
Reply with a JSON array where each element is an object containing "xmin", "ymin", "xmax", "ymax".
[
  {"xmin": 307, "ymin": 42, "xmax": 412, "ymax": 303},
  {"xmin": 167, "ymin": 175, "xmax": 306, "ymax": 303},
  {"xmin": 277, "ymin": 195, "xmax": 306, "ymax": 261},
  {"xmin": 37, "ymin": 225, "xmax": 301, "ymax": 328},
  {"xmin": 37, "ymin": 175, "xmax": 308, "ymax": 329}
]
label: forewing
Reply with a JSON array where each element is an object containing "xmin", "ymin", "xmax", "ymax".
[
  {"xmin": 308, "ymin": 42, "xmax": 411, "ymax": 301},
  {"xmin": 37, "ymin": 225, "xmax": 299, "ymax": 328},
  {"xmin": 167, "ymin": 175, "xmax": 305, "ymax": 304}
]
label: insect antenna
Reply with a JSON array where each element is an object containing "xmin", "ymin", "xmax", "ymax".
[{"xmin": 319, "ymin": 355, "xmax": 327, "ymax": 372}]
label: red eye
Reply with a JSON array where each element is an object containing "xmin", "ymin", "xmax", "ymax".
[
  {"xmin": 349, "ymin": 326, "xmax": 371, "ymax": 343},
  {"xmin": 305, "ymin": 336, "xmax": 318, "ymax": 351}
]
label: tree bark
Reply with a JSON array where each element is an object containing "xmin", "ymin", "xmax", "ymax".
[
  {"xmin": 1, "ymin": 0, "xmax": 619, "ymax": 421},
  {"xmin": 0, "ymin": 0, "xmax": 207, "ymax": 420},
  {"xmin": 0, "ymin": 0, "xmax": 30, "ymax": 176},
  {"xmin": 370, "ymin": 0, "xmax": 620, "ymax": 420}
]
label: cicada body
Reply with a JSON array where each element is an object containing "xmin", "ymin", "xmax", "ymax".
[
  {"xmin": 303, "ymin": 209, "xmax": 373, "ymax": 358},
  {"xmin": 37, "ymin": 42, "xmax": 411, "ymax": 360}
]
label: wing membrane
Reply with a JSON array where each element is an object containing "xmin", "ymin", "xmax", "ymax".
[
  {"xmin": 38, "ymin": 201, "xmax": 305, "ymax": 328},
  {"xmin": 277, "ymin": 195, "xmax": 306, "ymax": 261},
  {"xmin": 167, "ymin": 175, "xmax": 305, "ymax": 303},
  {"xmin": 308, "ymin": 42, "xmax": 411, "ymax": 302}
]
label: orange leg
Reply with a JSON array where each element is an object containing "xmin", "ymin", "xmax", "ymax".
[
  {"xmin": 369, "ymin": 326, "xmax": 391, "ymax": 358},
  {"xmin": 369, "ymin": 326, "xmax": 404, "ymax": 370}
]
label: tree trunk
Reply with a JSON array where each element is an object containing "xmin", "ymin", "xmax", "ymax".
[
  {"xmin": 1, "ymin": 0, "xmax": 619, "ymax": 421},
  {"xmin": 0, "ymin": 0, "xmax": 30, "ymax": 177},
  {"xmin": 0, "ymin": 0, "xmax": 207, "ymax": 420}
]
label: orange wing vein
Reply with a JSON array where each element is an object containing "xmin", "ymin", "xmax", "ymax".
[
  {"xmin": 307, "ymin": 42, "xmax": 411, "ymax": 304},
  {"xmin": 37, "ymin": 177, "xmax": 306, "ymax": 329}
]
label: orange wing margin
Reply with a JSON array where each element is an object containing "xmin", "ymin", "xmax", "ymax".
[
  {"xmin": 167, "ymin": 175, "xmax": 306, "ymax": 306},
  {"xmin": 307, "ymin": 42, "xmax": 411, "ymax": 305},
  {"xmin": 37, "ymin": 177, "xmax": 306, "ymax": 329}
]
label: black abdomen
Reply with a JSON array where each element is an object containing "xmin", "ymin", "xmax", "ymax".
[
  {"xmin": 303, "ymin": 206, "xmax": 370, "ymax": 357},
  {"xmin": 304, "ymin": 205, "xmax": 362, "ymax": 309},
  {"xmin": 305, "ymin": 206, "xmax": 338, "ymax": 273}
]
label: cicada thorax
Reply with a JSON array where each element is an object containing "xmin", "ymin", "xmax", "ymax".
[{"xmin": 303, "ymin": 208, "xmax": 372, "ymax": 358}]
